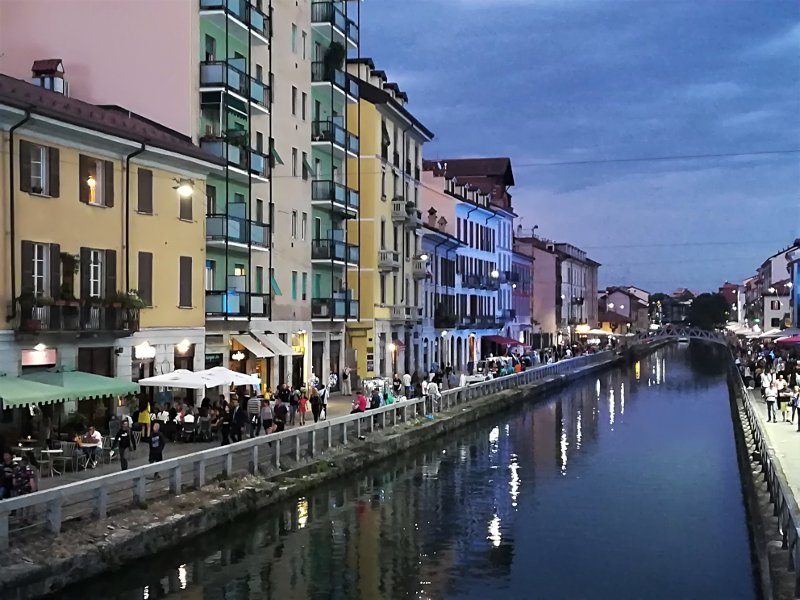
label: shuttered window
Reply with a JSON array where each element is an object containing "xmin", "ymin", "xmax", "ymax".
[
  {"xmin": 79, "ymin": 155, "xmax": 114, "ymax": 207},
  {"xmin": 179, "ymin": 256, "xmax": 192, "ymax": 307},
  {"xmin": 137, "ymin": 168, "xmax": 153, "ymax": 214},
  {"xmin": 138, "ymin": 252, "xmax": 153, "ymax": 306},
  {"xmin": 19, "ymin": 140, "xmax": 60, "ymax": 197},
  {"xmin": 179, "ymin": 196, "xmax": 192, "ymax": 221}
]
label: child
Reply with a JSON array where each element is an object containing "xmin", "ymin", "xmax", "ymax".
[{"xmin": 298, "ymin": 390, "xmax": 308, "ymax": 426}]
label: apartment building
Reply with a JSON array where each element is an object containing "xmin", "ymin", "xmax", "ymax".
[
  {"xmin": 309, "ymin": 1, "xmax": 361, "ymax": 388},
  {"xmin": 344, "ymin": 58, "xmax": 433, "ymax": 380},
  {"xmin": 514, "ymin": 234, "xmax": 559, "ymax": 348},
  {"xmin": 555, "ymin": 243, "xmax": 599, "ymax": 332},
  {"xmin": 509, "ymin": 250, "xmax": 533, "ymax": 347},
  {"xmin": 0, "ymin": 0, "xmax": 322, "ymax": 389},
  {"xmin": 0, "ymin": 70, "xmax": 220, "ymax": 417}
]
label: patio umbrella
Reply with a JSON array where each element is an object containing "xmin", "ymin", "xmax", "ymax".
[
  {"xmin": 777, "ymin": 335, "xmax": 800, "ymax": 345},
  {"xmin": 198, "ymin": 367, "xmax": 260, "ymax": 388},
  {"xmin": 138, "ymin": 369, "xmax": 208, "ymax": 390},
  {"xmin": 761, "ymin": 328, "xmax": 783, "ymax": 338}
]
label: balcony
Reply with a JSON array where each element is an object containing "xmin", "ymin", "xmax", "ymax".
[
  {"xmin": 312, "ymin": 296, "xmax": 359, "ymax": 320},
  {"xmin": 311, "ymin": 180, "xmax": 359, "ymax": 216},
  {"xmin": 412, "ymin": 258, "xmax": 428, "ymax": 280},
  {"xmin": 391, "ymin": 198, "xmax": 408, "ymax": 223},
  {"xmin": 206, "ymin": 291, "xmax": 270, "ymax": 318},
  {"xmin": 378, "ymin": 250, "xmax": 400, "ymax": 272},
  {"xmin": 407, "ymin": 207, "xmax": 422, "ymax": 229},
  {"xmin": 199, "ymin": 137, "xmax": 270, "ymax": 182},
  {"xmin": 390, "ymin": 305, "xmax": 407, "ymax": 325},
  {"xmin": 199, "ymin": 0, "xmax": 270, "ymax": 44},
  {"xmin": 434, "ymin": 312, "xmax": 457, "ymax": 329},
  {"xmin": 199, "ymin": 60, "xmax": 269, "ymax": 113},
  {"xmin": 16, "ymin": 303, "xmax": 139, "ymax": 336},
  {"xmin": 310, "ymin": 1, "xmax": 358, "ymax": 47},
  {"xmin": 207, "ymin": 213, "xmax": 269, "ymax": 251},
  {"xmin": 312, "ymin": 120, "xmax": 359, "ymax": 157},
  {"xmin": 462, "ymin": 274, "xmax": 482, "ymax": 289},
  {"xmin": 312, "ymin": 238, "xmax": 359, "ymax": 265},
  {"xmin": 311, "ymin": 62, "xmax": 359, "ymax": 103}
]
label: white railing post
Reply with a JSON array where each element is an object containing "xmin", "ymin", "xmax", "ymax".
[
  {"xmin": 223, "ymin": 453, "xmax": 233, "ymax": 478},
  {"xmin": 274, "ymin": 439, "xmax": 281, "ymax": 469},
  {"xmin": 133, "ymin": 475, "xmax": 146, "ymax": 505},
  {"xmin": 94, "ymin": 486, "xmax": 108, "ymax": 518},
  {"xmin": 342, "ymin": 422, "xmax": 348, "ymax": 445},
  {"xmin": 327, "ymin": 423, "xmax": 333, "ymax": 449},
  {"xmin": 46, "ymin": 498, "xmax": 63, "ymax": 534},
  {"xmin": 311, "ymin": 430, "xmax": 317, "ymax": 457},
  {"xmin": 170, "ymin": 466, "xmax": 182, "ymax": 495},
  {"xmin": 194, "ymin": 459, "xmax": 206, "ymax": 488},
  {"xmin": 0, "ymin": 512, "xmax": 8, "ymax": 550},
  {"xmin": 250, "ymin": 446, "xmax": 259, "ymax": 475},
  {"xmin": 295, "ymin": 435, "xmax": 301, "ymax": 462}
]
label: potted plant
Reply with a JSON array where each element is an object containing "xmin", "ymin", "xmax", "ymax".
[{"xmin": 323, "ymin": 41, "xmax": 346, "ymax": 82}]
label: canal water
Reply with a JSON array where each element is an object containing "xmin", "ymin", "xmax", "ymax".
[{"xmin": 61, "ymin": 345, "xmax": 757, "ymax": 600}]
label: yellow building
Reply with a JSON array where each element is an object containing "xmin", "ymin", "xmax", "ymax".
[
  {"xmin": 0, "ymin": 68, "xmax": 222, "ymax": 423},
  {"xmin": 345, "ymin": 59, "xmax": 433, "ymax": 380}
]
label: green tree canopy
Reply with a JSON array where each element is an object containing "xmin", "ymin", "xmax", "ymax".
[{"xmin": 687, "ymin": 293, "xmax": 728, "ymax": 330}]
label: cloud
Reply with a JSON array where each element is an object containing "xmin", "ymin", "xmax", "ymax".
[
  {"xmin": 684, "ymin": 81, "xmax": 742, "ymax": 100},
  {"xmin": 749, "ymin": 22, "xmax": 800, "ymax": 57}
]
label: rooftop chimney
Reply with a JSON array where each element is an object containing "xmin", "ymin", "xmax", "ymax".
[{"xmin": 31, "ymin": 59, "xmax": 68, "ymax": 96}]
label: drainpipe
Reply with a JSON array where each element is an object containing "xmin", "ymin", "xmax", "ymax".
[
  {"xmin": 400, "ymin": 123, "xmax": 412, "ymax": 304},
  {"xmin": 8, "ymin": 110, "xmax": 32, "ymax": 322},
  {"xmin": 124, "ymin": 144, "xmax": 146, "ymax": 291}
]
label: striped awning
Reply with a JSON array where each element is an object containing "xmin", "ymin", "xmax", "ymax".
[{"xmin": 0, "ymin": 375, "xmax": 71, "ymax": 409}]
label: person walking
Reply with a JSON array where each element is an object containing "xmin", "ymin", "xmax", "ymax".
[
  {"xmin": 247, "ymin": 394, "xmax": 261, "ymax": 437},
  {"xmin": 298, "ymin": 390, "xmax": 309, "ymax": 426},
  {"xmin": 148, "ymin": 422, "xmax": 167, "ymax": 474},
  {"xmin": 113, "ymin": 419, "xmax": 137, "ymax": 471},
  {"xmin": 761, "ymin": 369, "xmax": 773, "ymax": 400},
  {"xmin": 310, "ymin": 387, "xmax": 322, "ymax": 423},
  {"xmin": 289, "ymin": 386, "xmax": 300, "ymax": 426},
  {"xmin": 260, "ymin": 397, "xmax": 274, "ymax": 434},
  {"xmin": 230, "ymin": 398, "xmax": 246, "ymax": 442},
  {"xmin": 341, "ymin": 365, "xmax": 352, "ymax": 396},
  {"xmin": 765, "ymin": 381, "xmax": 778, "ymax": 423},
  {"xmin": 137, "ymin": 398, "xmax": 151, "ymax": 441},
  {"xmin": 402, "ymin": 372, "xmax": 412, "ymax": 398},
  {"xmin": 217, "ymin": 404, "xmax": 232, "ymax": 446},
  {"xmin": 273, "ymin": 398, "xmax": 288, "ymax": 432}
]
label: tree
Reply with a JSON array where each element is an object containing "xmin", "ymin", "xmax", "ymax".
[{"xmin": 687, "ymin": 293, "xmax": 728, "ymax": 330}]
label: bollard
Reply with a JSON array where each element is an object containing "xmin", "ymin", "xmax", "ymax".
[{"xmin": 170, "ymin": 465, "xmax": 182, "ymax": 495}]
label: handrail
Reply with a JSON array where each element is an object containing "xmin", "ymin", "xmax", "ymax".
[
  {"xmin": 0, "ymin": 350, "xmax": 616, "ymax": 549},
  {"xmin": 732, "ymin": 362, "xmax": 800, "ymax": 594}
]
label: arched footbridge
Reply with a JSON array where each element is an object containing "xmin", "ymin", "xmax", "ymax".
[{"xmin": 628, "ymin": 325, "xmax": 732, "ymax": 347}]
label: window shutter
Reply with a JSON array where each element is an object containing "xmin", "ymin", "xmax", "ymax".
[
  {"xmin": 138, "ymin": 252, "xmax": 153, "ymax": 306},
  {"xmin": 179, "ymin": 196, "xmax": 192, "ymax": 221},
  {"xmin": 104, "ymin": 161, "xmax": 115, "ymax": 207},
  {"xmin": 104, "ymin": 249, "xmax": 117, "ymax": 297},
  {"xmin": 48, "ymin": 147, "xmax": 60, "ymax": 197},
  {"xmin": 79, "ymin": 155, "xmax": 90, "ymax": 204},
  {"xmin": 20, "ymin": 240, "xmax": 34, "ymax": 294},
  {"xmin": 19, "ymin": 140, "xmax": 32, "ymax": 193},
  {"xmin": 79, "ymin": 247, "xmax": 91, "ymax": 300},
  {"xmin": 49, "ymin": 243, "xmax": 61, "ymax": 298},
  {"xmin": 137, "ymin": 168, "xmax": 153, "ymax": 214},
  {"xmin": 179, "ymin": 256, "xmax": 192, "ymax": 307}
]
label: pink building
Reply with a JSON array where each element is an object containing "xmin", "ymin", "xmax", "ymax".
[{"xmin": 514, "ymin": 236, "xmax": 558, "ymax": 347}]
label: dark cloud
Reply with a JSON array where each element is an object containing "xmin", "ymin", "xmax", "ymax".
[{"xmin": 360, "ymin": 0, "xmax": 800, "ymax": 292}]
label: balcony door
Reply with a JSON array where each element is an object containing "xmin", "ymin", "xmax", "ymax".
[{"xmin": 314, "ymin": 217, "xmax": 322, "ymax": 241}]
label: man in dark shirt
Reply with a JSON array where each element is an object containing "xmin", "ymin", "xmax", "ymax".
[
  {"xmin": 273, "ymin": 398, "xmax": 289, "ymax": 432},
  {"xmin": 113, "ymin": 419, "xmax": 137, "ymax": 471},
  {"xmin": 230, "ymin": 398, "xmax": 247, "ymax": 443},
  {"xmin": 149, "ymin": 422, "xmax": 167, "ymax": 467}
]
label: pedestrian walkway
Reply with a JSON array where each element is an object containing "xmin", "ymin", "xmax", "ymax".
[
  {"xmin": 747, "ymin": 388, "xmax": 800, "ymax": 503},
  {"xmin": 35, "ymin": 399, "xmax": 356, "ymax": 492}
]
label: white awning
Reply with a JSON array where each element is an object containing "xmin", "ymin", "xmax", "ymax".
[
  {"xmin": 253, "ymin": 332, "xmax": 297, "ymax": 356},
  {"xmin": 232, "ymin": 334, "xmax": 274, "ymax": 358}
]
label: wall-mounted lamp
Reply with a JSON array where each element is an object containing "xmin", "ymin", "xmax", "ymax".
[
  {"xmin": 231, "ymin": 351, "xmax": 246, "ymax": 361},
  {"xmin": 176, "ymin": 338, "xmax": 191, "ymax": 354},
  {"xmin": 173, "ymin": 178, "xmax": 195, "ymax": 198},
  {"xmin": 33, "ymin": 343, "xmax": 47, "ymax": 352},
  {"xmin": 387, "ymin": 342, "xmax": 397, "ymax": 353}
]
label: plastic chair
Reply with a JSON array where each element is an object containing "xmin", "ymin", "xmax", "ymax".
[
  {"xmin": 197, "ymin": 418, "xmax": 212, "ymax": 442},
  {"xmin": 53, "ymin": 441, "xmax": 76, "ymax": 473},
  {"xmin": 181, "ymin": 421, "xmax": 196, "ymax": 443}
]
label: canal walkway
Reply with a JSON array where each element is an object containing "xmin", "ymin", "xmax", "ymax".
[{"xmin": 746, "ymin": 388, "xmax": 800, "ymax": 503}]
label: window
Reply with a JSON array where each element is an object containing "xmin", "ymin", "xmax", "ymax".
[
  {"xmin": 380, "ymin": 275, "xmax": 386, "ymax": 304},
  {"xmin": 772, "ymin": 317, "xmax": 781, "ymax": 327},
  {"xmin": 256, "ymin": 132, "xmax": 264, "ymax": 153},
  {"xmin": 255, "ymin": 266, "xmax": 264, "ymax": 294},
  {"xmin": 206, "ymin": 184, "xmax": 217, "ymax": 215},
  {"xmin": 301, "ymin": 272, "xmax": 307, "ymax": 301},
  {"xmin": 291, "ymin": 23, "xmax": 297, "ymax": 53},
  {"xmin": 313, "ymin": 273, "xmax": 321, "ymax": 297},
  {"xmin": 179, "ymin": 191, "xmax": 192, "ymax": 221},
  {"xmin": 205, "ymin": 260, "xmax": 215, "ymax": 291},
  {"xmin": 33, "ymin": 243, "xmax": 49, "ymax": 297},
  {"xmin": 771, "ymin": 300, "xmax": 781, "ymax": 310},
  {"xmin": 20, "ymin": 141, "xmax": 59, "ymax": 197},
  {"xmin": 291, "ymin": 271, "xmax": 298, "ymax": 300},
  {"xmin": 291, "ymin": 210, "xmax": 298, "ymax": 238},
  {"xmin": 79, "ymin": 155, "xmax": 114, "ymax": 207},
  {"xmin": 292, "ymin": 147, "xmax": 298, "ymax": 176},
  {"xmin": 392, "ymin": 274, "xmax": 398, "ymax": 304},
  {"xmin": 256, "ymin": 64, "xmax": 263, "ymax": 82},
  {"xmin": 204, "ymin": 35, "xmax": 216, "ymax": 61},
  {"xmin": 292, "ymin": 86, "xmax": 298, "ymax": 116},
  {"xmin": 233, "ymin": 264, "xmax": 245, "ymax": 277},
  {"xmin": 138, "ymin": 252, "xmax": 153, "ymax": 306},
  {"xmin": 89, "ymin": 250, "xmax": 104, "ymax": 298},
  {"xmin": 269, "ymin": 73, "xmax": 274, "ymax": 105},
  {"xmin": 302, "ymin": 30, "xmax": 307, "ymax": 59},
  {"xmin": 256, "ymin": 199, "xmax": 264, "ymax": 223},
  {"xmin": 137, "ymin": 168, "xmax": 153, "ymax": 214},
  {"xmin": 380, "ymin": 219, "xmax": 386, "ymax": 249},
  {"xmin": 314, "ymin": 217, "xmax": 321, "ymax": 240},
  {"xmin": 301, "ymin": 151, "xmax": 310, "ymax": 180},
  {"xmin": 301, "ymin": 92, "xmax": 307, "ymax": 120},
  {"xmin": 301, "ymin": 212, "xmax": 307, "ymax": 240},
  {"xmin": 179, "ymin": 256, "xmax": 192, "ymax": 307}
]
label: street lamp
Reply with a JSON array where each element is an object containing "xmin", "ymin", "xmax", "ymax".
[
  {"xmin": 490, "ymin": 270, "xmax": 500, "ymax": 279},
  {"xmin": 173, "ymin": 178, "xmax": 195, "ymax": 198},
  {"xmin": 608, "ymin": 303, "xmax": 614, "ymax": 309},
  {"xmin": 419, "ymin": 253, "xmax": 429, "ymax": 261}
]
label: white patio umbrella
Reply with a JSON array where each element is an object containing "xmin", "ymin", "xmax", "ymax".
[
  {"xmin": 199, "ymin": 367, "xmax": 260, "ymax": 388},
  {"xmin": 138, "ymin": 369, "xmax": 208, "ymax": 390},
  {"xmin": 761, "ymin": 328, "xmax": 783, "ymax": 338}
]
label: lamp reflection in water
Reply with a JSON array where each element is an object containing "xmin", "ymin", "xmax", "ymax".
[
  {"xmin": 576, "ymin": 409, "xmax": 583, "ymax": 450},
  {"xmin": 509, "ymin": 455, "xmax": 520, "ymax": 508},
  {"xmin": 595, "ymin": 378, "xmax": 601, "ymax": 399},
  {"xmin": 297, "ymin": 497, "xmax": 309, "ymax": 529},
  {"xmin": 560, "ymin": 418, "xmax": 568, "ymax": 476},
  {"xmin": 178, "ymin": 565, "xmax": 188, "ymax": 590},
  {"xmin": 609, "ymin": 388, "xmax": 615, "ymax": 429},
  {"xmin": 488, "ymin": 513, "xmax": 502, "ymax": 547},
  {"xmin": 489, "ymin": 426, "xmax": 500, "ymax": 451},
  {"xmin": 620, "ymin": 382, "xmax": 625, "ymax": 415},
  {"xmin": 634, "ymin": 361, "xmax": 641, "ymax": 381}
]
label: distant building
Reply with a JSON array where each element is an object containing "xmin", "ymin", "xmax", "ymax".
[
  {"xmin": 718, "ymin": 282, "xmax": 744, "ymax": 325},
  {"xmin": 514, "ymin": 235, "xmax": 558, "ymax": 348},
  {"xmin": 554, "ymin": 243, "xmax": 600, "ymax": 333},
  {"xmin": 598, "ymin": 287, "xmax": 649, "ymax": 333}
]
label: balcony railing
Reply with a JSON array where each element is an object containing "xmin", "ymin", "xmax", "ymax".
[
  {"xmin": 16, "ymin": 303, "xmax": 139, "ymax": 335},
  {"xmin": 391, "ymin": 198, "xmax": 408, "ymax": 223},
  {"xmin": 311, "ymin": 1, "xmax": 358, "ymax": 43},
  {"xmin": 462, "ymin": 274, "xmax": 482, "ymax": 289},
  {"xmin": 206, "ymin": 291, "xmax": 269, "ymax": 317},
  {"xmin": 311, "ymin": 180, "xmax": 359, "ymax": 211},
  {"xmin": 311, "ymin": 297, "xmax": 359, "ymax": 320},
  {"xmin": 311, "ymin": 62, "xmax": 346, "ymax": 90},
  {"xmin": 412, "ymin": 258, "xmax": 428, "ymax": 279},
  {"xmin": 199, "ymin": 0, "xmax": 269, "ymax": 38},
  {"xmin": 312, "ymin": 120, "xmax": 359, "ymax": 155},
  {"xmin": 207, "ymin": 215, "xmax": 269, "ymax": 247},
  {"xmin": 378, "ymin": 250, "xmax": 400, "ymax": 272},
  {"xmin": 200, "ymin": 61, "xmax": 268, "ymax": 107},
  {"xmin": 199, "ymin": 138, "xmax": 270, "ymax": 179},
  {"xmin": 312, "ymin": 239, "xmax": 359, "ymax": 264},
  {"xmin": 434, "ymin": 313, "xmax": 457, "ymax": 329}
]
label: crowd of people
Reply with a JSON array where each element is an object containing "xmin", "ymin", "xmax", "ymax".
[{"xmin": 736, "ymin": 342, "xmax": 800, "ymax": 427}]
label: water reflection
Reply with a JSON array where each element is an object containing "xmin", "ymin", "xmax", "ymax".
[{"xmin": 60, "ymin": 346, "xmax": 755, "ymax": 600}]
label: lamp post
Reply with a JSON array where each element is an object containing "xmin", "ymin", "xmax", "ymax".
[{"xmin": 387, "ymin": 342, "xmax": 397, "ymax": 376}]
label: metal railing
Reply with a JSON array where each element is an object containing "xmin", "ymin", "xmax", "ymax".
[
  {"xmin": 0, "ymin": 351, "xmax": 614, "ymax": 549},
  {"xmin": 733, "ymin": 364, "xmax": 800, "ymax": 593}
]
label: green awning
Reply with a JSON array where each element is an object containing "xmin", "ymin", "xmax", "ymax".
[
  {"xmin": 0, "ymin": 375, "xmax": 71, "ymax": 409},
  {"xmin": 270, "ymin": 146, "xmax": 284, "ymax": 166},
  {"xmin": 20, "ymin": 369, "xmax": 139, "ymax": 401},
  {"xmin": 270, "ymin": 275, "xmax": 282, "ymax": 297}
]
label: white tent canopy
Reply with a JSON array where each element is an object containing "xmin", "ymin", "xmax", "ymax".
[{"xmin": 138, "ymin": 367, "xmax": 260, "ymax": 390}]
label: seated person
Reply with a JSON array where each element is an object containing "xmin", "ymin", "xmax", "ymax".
[{"xmin": 75, "ymin": 426, "xmax": 102, "ymax": 468}]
